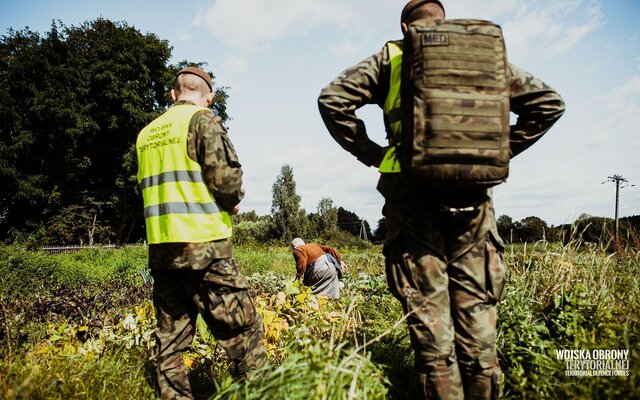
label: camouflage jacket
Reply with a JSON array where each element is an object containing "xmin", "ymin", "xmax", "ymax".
[
  {"xmin": 148, "ymin": 100, "xmax": 242, "ymax": 269},
  {"xmin": 317, "ymin": 40, "xmax": 566, "ymax": 197}
]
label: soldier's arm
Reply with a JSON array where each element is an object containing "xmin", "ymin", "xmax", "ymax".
[
  {"xmin": 188, "ymin": 111, "xmax": 244, "ymax": 213},
  {"xmin": 317, "ymin": 49, "xmax": 389, "ymax": 167},
  {"xmin": 509, "ymin": 64, "xmax": 566, "ymax": 158}
]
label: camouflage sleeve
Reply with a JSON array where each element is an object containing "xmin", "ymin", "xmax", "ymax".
[
  {"xmin": 317, "ymin": 47, "xmax": 390, "ymax": 167},
  {"xmin": 187, "ymin": 110, "xmax": 244, "ymax": 213},
  {"xmin": 509, "ymin": 63, "xmax": 566, "ymax": 158}
]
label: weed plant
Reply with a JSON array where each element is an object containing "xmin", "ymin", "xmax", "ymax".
[
  {"xmin": 1, "ymin": 346, "xmax": 154, "ymax": 399},
  {"xmin": 498, "ymin": 240, "xmax": 639, "ymax": 398},
  {"xmin": 0, "ymin": 241, "xmax": 638, "ymax": 399}
]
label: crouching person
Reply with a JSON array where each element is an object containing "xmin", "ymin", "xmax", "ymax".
[{"xmin": 290, "ymin": 238, "xmax": 347, "ymax": 299}]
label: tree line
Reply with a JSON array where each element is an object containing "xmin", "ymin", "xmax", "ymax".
[{"xmin": 496, "ymin": 213, "xmax": 640, "ymax": 246}]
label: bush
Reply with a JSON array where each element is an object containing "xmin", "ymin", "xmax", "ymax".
[{"xmin": 232, "ymin": 219, "xmax": 274, "ymax": 245}]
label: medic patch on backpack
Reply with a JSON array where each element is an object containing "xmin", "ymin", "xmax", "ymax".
[{"xmin": 421, "ymin": 32, "xmax": 449, "ymax": 46}]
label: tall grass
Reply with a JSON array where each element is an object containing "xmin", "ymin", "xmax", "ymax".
[
  {"xmin": 0, "ymin": 241, "xmax": 638, "ymax": 399},
  {"xmin": 212, "ymin": 342, "xmax": 390, "ymax": 400},
  {"xmin": 499, "ymin": 240, "xmax": 639, "ymax": 398},
  {"xmin": 1, "ymin": 346, "xmax": 154, "ymax": 400}
]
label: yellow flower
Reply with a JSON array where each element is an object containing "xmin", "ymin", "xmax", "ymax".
[{"xmin": 294, "ymin": 292, "xmax": 307, "ymax": 304}]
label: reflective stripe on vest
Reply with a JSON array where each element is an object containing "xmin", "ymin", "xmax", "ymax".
[
  {"xmin": 379, "ymin": 42, "xmax": 403, "ymax": 173},
  {"xmin": 136, "ymin": 104, "xmax": 232, "ymax": 244}
]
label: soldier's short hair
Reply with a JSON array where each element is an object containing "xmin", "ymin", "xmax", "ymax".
[
  {"xmin": 401, "ymin": 0, "xmax": 446, "ymax": 24},
  {"xmin": 174, "ymin": 66, "xmax": 212, "ymax": 94}
]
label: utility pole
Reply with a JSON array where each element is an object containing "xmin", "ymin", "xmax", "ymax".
[
  {"xmin": 603, "ymin": 174, "xmax": 634, "ymax": 238},
  {"xmin": 359, "ymin": 219, "xmax": 369, "ymax": 242}
]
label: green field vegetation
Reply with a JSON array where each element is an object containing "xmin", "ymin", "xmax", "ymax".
[{"xmin": 0, "ymin": 242, "xmax": 638, "ymax": 399}]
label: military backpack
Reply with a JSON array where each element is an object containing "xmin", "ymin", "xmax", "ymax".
[{"xmin": 398, "ymin": 19, "xmax": 511, "ymax": 188}]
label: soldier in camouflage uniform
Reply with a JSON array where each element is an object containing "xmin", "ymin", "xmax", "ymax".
[
  {"xmin": 136, "ymin": 67, "xmax": 267, "ymax": 400},
  {"xmin": 317, "ymin": 1, "xmax": 564, "ymax": 399}
]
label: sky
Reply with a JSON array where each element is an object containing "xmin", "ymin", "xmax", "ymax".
[{"xmin": 1, "ymin": 0, "xmax": 639, "ymax": 228}]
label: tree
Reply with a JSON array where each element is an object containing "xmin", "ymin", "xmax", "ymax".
[
  {"xmin": 373, "ymin": 217, "xmax": 387, "ymax": 242},
  {"xmin": 571, "ymin": 214, "xmax": 614, "ymax": 243},
  {"xmin": 316, "ymin": 197, "xmax": 338, "ymax": 237},
  {"xmin": 0, "ymin": 19, "xmax": 228, "ymax": 244},
  {"xmin": 516, "ymin": 216, "xmax": 549, "ymax": 243},
  {"xmin": 232, "ymin": 211, "xmax": 273, "ymax": 245},
  {"xmin": 270, "ymin": 165, "xmax": 308, "ymax": 241},
  {"xmin": 233, "ymin": 210, "xmax": 261, "ymax": 223},
  {"xmin": 496, "ymin": 214, "xmax": 514, "ymax": 243}
]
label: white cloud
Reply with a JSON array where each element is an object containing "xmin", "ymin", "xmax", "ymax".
[
  {"xmin": 202, "ymin": 0, "xmax": 598, "ymax": 73},
  {"xmin": 445, "ymin": 0, "xmax": 519, "ymax": 20},
  {"xmin": 196, "ymin": 0, "xmax": 402, "ymax": 79},
  {"xmin": 578, "ymin": 74, "xmax": 640, "ymax": 151},
  {"xmin": 330, "ymin": 39, "xmax": 362, "ymax": 57},
  {"xmin": 199, "ymin": 0, "xmax": 526, "ymax": 52},
  {"xmin": 608, "ymin": 74, "xmax": 640, "ymax": 99},
  {"xmin": 502, "ymin": 0, "xmax": 604, "ymax": 61},
  {"xmin": 219, "ymin": 54, "xmax": 250, "ymax": 77},
  {"xmin": 547, "ymin": 1, "xmax": 604, "ymax": 54},
  {"xmin": 199, "ymin": 0, "xmax": 354, "ymax": 50},
  {"xmin": 604, "ymin": 76, "xmax": 640, "ymax": 172},
  {"xmin": 174, "ymin": 29, "xmax": 192, "ymax": 43},
  {"xmin": 198, "ymin": 0, "xmax": 604, "ymax": 63}
]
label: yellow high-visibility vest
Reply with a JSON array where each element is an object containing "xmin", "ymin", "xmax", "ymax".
[
  {"xmin": 379, "ymin": 41, "xmax": 403, "ymax": 174},
  {"xmin": 136, "ymin": 104, "xmax": 232, "ymax": 244}
]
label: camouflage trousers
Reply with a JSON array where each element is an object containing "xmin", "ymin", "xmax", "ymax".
[
  {"xmin": 150, "ymin": 257, "xmax": 267, "ymax": 400},
  {"xmin": 383, "ymin": 190, "xmax": 507, "ymax": 400}
]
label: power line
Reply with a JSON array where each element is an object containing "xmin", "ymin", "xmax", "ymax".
[{"xmin": 602, "ymin": 174, "xmax": 635, "ymax": 237}]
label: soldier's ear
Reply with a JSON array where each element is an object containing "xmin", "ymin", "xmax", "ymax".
[
  {"xmin": 401, "ymin": 22, "xmax": 409, "ymax": 34},
  {"xmin": 170, "ymin": 89, "xmax": 177, "ymax": 103}
]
